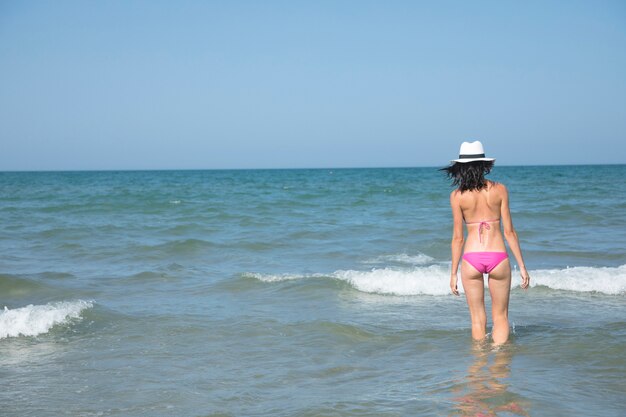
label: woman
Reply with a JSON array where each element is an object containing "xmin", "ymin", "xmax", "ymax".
[{"xmin": 443, "ymin": 141, "xmax": 530, "ymax": 345}]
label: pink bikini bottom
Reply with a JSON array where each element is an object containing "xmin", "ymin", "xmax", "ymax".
[{"xmin": 462, "ymin": 251, "xmax": 508, "ymax": 274}]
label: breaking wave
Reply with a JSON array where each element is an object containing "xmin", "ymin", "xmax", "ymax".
[
  {"xmin": 246, "ymin": 264, "xmax": 626, "ymax": 296},
  {"xmin": 0, "ymin": 300, "xmax": 93, "ymax": 339},
  {"xmin": 362, "ymin": 252, "xmax": 435, "ymax": 266}
]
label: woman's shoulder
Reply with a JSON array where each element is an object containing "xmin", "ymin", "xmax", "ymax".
[{"xmin": 488, "ymin": 180, "xmax": 508, "ymax": 193}]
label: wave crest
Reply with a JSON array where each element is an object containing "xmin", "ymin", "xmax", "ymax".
[
  {"xmin": 363, "ymin": 252, "xmax": 434, "ymax": 266},
  {"xmin": 0, "ymin": 300, "xmax": 93, "ymax": 339},
  {"xmin": 247, "ymin": 264, "xmax": 626, "ymax": 296},
  {"xmin": 334, "ymin": 265, "xmax": 450, "ymax": 295},
  {"xmin": 531, "ymin": 264, "xmax": 626, "ymax": 295}
]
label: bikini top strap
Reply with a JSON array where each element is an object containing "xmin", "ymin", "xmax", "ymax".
[
  {"xmin": 464, "ymin": 219, "xmax": 500, "ymax": 243},
  {"xmin": 465, "ymin": 218, "xmax": 500, "ymax": 224}
]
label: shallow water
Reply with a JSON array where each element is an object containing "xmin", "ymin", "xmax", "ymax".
[{"xmin": 1, "ymin": 166, "xmax": 625, "ymax": 416}]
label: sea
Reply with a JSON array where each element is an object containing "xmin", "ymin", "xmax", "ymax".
[{"xmin": 1, "ymin": 165, "xmax": 625, "ymax": 417}]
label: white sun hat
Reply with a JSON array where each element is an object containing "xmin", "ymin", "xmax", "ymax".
[{"xmin": 451, "ymin": 140, "xmax": 495, "ymax": 163}]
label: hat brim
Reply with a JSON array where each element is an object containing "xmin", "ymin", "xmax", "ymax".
[{"xmin": 451, "ymin": 157, "xmax": 495, "ymax": 163}]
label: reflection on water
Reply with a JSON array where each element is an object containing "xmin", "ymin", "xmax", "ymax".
[{"xmin": 450, "ymin": 344, "xmax": 529, "ymax": 417}]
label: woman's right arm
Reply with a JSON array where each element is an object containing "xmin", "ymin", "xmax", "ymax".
[
  {"xmin": 450, "ymin": 191, "xmax": 464, "ymax": 296},
  {"xmin": 500, "ymin": 185, "xmax": 530, "ymax": 289}
]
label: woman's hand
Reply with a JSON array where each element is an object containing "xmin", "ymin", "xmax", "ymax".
[
  {"xmin": 450, "ymin": 273, "xmax": 460, "ymax": 296},
  {"xmin": 520, "ymin": 268, "xmax": 530, "ymax": 289}
]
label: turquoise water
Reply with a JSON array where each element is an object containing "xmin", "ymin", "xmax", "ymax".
[{"xmin": 1, "ymin": 166, "xmax": 625, "ymax": 416}]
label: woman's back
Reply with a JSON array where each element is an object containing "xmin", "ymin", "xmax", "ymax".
[{"xmin": 455, "ymin": 181, "xmax": 506, "ymax": 252}]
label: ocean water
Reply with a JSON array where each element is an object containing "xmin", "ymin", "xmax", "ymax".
[{"xmin": 1, "ymin": 166, "xmax": 625, "ymax": 417}]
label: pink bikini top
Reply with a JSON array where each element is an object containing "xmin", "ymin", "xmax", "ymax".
[{"xmin": 465, "ymin": 218, "xmax": 500, "ymax": 243}]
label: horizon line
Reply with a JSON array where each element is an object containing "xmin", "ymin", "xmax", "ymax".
[{"xmin": 1, "ymin": 162, "xmax": 624, "ymax": 174}]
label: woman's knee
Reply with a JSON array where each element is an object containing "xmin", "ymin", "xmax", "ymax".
[
  {"xmin": 492, "ymin": 310, "xmax": 509, "ymax": 322},
  {"xmin": 471, "ymin": 313, "xmax": 486, "ymax": 326}
]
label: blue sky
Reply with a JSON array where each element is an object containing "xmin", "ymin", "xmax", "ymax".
[{"xmin": 1, "ymin": 1, "xmax": 625, "ymax": 170}]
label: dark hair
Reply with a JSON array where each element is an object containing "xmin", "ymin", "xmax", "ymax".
[{"xmin": 440, "ymin": 161, "xmax": 494, "ymax": 192}]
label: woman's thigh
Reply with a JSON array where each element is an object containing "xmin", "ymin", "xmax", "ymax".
[
  {"xmin": 461, "ymin": 259, "xmax": 485, "ymax": 315},
  {"xmin": 488, "ymin": 258, "xmax": 511, "ymax": 316}
]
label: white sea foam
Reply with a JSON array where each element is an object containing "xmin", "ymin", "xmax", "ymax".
[
  {"xmin": 334, "ymin": 265, "xmax": 451, "ymax": 295},
  {"xmin": 0, "ymin": 300, "xmax": 93, "ymax": 339},
  {"xmin": 243, "ymin": 272, "xmax": 322, "ymax": 283},
  {"xmin": 531, "ymin": 264, "xmax": 626, "ymax": 295},
  {"xmin": 363, "ymin": 252, "xmax": 435, "ymax": 266},
  {"xmin": 249, "ymin": 266, "xmax": 452, "ymax": 295},
  {"xmin": 249, "ymin": 264, "xmax": 626, "ymax": 296}
]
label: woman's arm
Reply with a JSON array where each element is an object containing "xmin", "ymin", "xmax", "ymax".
[
  {"xmin": 450, "ymin": 190, "xmax": 464, "ymax": 295},
  {"xmin": 500, "ymin": 185, "xmax": 530, "ymax": 289}
]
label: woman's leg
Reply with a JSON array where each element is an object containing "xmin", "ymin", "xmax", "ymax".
[
  {"xmin": 461, "ymin": 260, "xmax": 487, "ymax": 341},
  {"xmin": 488, "ymin": 259, "xmax": 512, "ymax": 345}
]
